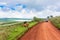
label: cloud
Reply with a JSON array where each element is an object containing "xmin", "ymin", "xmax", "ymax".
[
  {"xmin": 0, "ymin": 0, "xmax": 60, "ymax": 18},
  {"xmin": 0, "ymin": 8, "xmax": 37, "ymax": 18},
  {"xmin": 0, "ymin": 0, "xmax": 60, "ymax": 11},
  {"xmin": 0, "ymin": 2, "xmax": 26, "ymax": 12},
  {"xmin": 0, "ymin": 7, "xmax": 60, "ymax": 18}
]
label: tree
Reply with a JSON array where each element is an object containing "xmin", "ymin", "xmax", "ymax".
[
  {"xmin": 50, "ymin": 15, "xmax": 53, "ymax": 18},
  {"xmin": 33, "ymin": 17, "xmax": 40, "ymax": 22},
  {"xmin": 47, "ymin": 16, "xmax": 49, "ymax": 19}
]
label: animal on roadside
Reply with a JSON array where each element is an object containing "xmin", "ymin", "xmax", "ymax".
[{"xmin": 23, "ymin": 21, "xmax": 29, "ymax": 27}]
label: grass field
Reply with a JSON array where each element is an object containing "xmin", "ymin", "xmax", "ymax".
[
  {"xmin": 0, "ymin": 21, "xmax": 37, "ymax": 40},
  {"xmin": 50, "ymin": 16, "xmax": 60, "ymax": 29}
]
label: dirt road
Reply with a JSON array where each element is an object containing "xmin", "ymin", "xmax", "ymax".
[{"xmin": 18, "ymin": 21, "xmax": 60, "ymax": 40}]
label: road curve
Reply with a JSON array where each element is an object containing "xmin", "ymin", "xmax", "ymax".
[{"xmin": 18, "ymin": 21, "xmax": 60, "ymax": 40}]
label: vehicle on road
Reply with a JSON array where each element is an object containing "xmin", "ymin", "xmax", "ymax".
[{"xmin": 44, "ymin": 19, "xmax": 48, "ymax": 22}]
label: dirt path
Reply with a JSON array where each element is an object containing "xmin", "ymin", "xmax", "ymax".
[{"xmin": 18, "ymin": 21, "xmax": 60, "ymax": 40}]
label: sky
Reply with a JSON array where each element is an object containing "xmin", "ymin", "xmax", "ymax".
[{"xmin": 0, "ymin": 0, "xmax": 60, "ymax": 18}]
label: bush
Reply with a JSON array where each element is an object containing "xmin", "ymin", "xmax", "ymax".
[
  {"xmin": 50, "ymin": 16, "xmax": 60, "ymax": 29},
  {"xmin": 0, "ymin": 30, "xmax": 8, "ymax": 40}
]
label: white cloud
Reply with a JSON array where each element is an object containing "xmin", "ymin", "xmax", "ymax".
[
  {"xmin": 0, "ymin": 2, "xmax": 7, "ymax": 5},
  {"xmin": 0, "ymin": 0, "xmax": 60, "ymax": 18},
  {"xmin": 0, "ymin": 0, "xmax": 60, "ymax": 11},
  {"xmin": 15, "ymin": 5, "xmax": 23, "ymax": 11},
  {"xmin": 39, "ymin": 9, "xmax": 60, "ymax": 18},
  {"xmin": 0, "ymin": 8, "xmax": 60, "ymax": 18},
  {"xmin": 0, "ymin": 9, "xmax": 37, "ymax": 18},
  {"xmin": 0, "ymin": 6, "xmax": 60, "ymax": 18}
]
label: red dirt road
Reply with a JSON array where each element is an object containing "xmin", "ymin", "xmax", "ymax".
[{"xmin": 18, "ymin": 21, "xmax": 60, "ymax": 40}]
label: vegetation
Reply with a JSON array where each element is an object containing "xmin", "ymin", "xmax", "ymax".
[
  {"xmin": 50, "ymin": 16, "xmax": 60, "ymax": 29},
  {"xmin": 0, "ymin": 17, "xmax": 43, "ymax": 40},
  {"xmin": 0, "ymin": 21, "xmax": 37, "ymax": 40},
  {"xmin": 33, "ymin": 17, "xmax": 44, "ymax": 22}
]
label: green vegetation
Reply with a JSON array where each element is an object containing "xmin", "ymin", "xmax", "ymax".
[
  {"xmin": 0, "ymin": 21, "xmax": 37, "ymax": 40},
  {"xmin": 33, "ymin": 17, "xmax": 44, "ymax": 22},
  {"xmin": 50, "ymin": 16, "xmax": 60, "ymax": 29},
  {"xmin": 8, "ymin": 21, "xmax": 37, "ymax": 40},
  {"xmin": 0, "ymin": 17, "xmax": 43, "ymax": 40}
]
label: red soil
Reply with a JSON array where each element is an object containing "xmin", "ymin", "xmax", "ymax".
[{"xmin": 18, "ymin": 21, "xmax": 60, "ymax": 40}]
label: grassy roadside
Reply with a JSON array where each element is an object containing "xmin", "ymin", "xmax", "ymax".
[
  {"xmin": 7, "ymin": 21, "xmax": 37, "ymax": 40},
  {"xmin": 50, "ymin": 17, "xmax": 60, "ymax": 29}
]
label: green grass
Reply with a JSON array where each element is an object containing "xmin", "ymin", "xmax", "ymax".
[
  {"xmin": 50, "ymin": 17, "xmax": 60, "ymax": 29},
  {"xmin": 7, "ymin": 26, "xmax": 27, "ymax": 40},
  {"xmin": 5, "ymin": 21, "xmax": 37, "ymax": 40},
  {"xmin": 29, "ymin": 22, "xmax": 37, "ymax": 27}
]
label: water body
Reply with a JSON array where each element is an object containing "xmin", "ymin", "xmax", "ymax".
[{"xmin": 0, "ymin": 18, "xmax": 32, "ymax": 22}]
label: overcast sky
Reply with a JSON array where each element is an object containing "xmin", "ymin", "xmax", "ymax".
[{"xmin": 0, "ymin": 0, "xmax": 60, "ymax": 18}]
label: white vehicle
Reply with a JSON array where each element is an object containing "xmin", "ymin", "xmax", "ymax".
[{"xmin": 45, "ymin": 18, "xmax": 48, "ymax": 22}]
